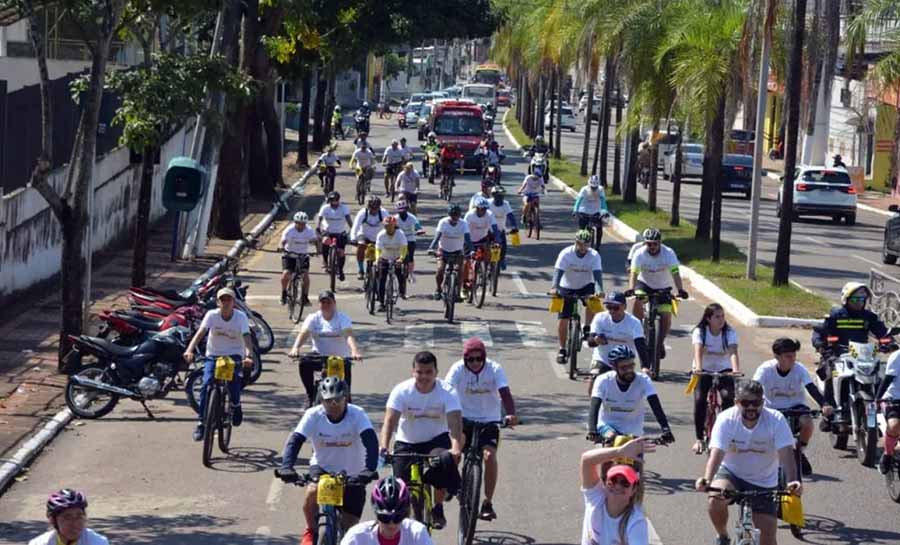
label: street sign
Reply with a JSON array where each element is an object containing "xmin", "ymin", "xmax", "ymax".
[{"xmin": 163, "ymin": 156, "xmax": 206, "ymax": 212}]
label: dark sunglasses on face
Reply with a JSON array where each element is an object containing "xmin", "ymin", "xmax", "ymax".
[
  {"xmin": 376, "ymin": 512, "xmax": 405, "ymax": 524},
  {"xmin": 848, "ymin": 296, "xmax": 867, "ymax": 303},
  {"xmin": 606, "ymin": 477, "xmax": 633, "ymax": 489},
  {"xmin": 646, "ymin": 242, "xmax": 660, "ymax": 248},
  {"xmin": 466, "ymin": 356, "xmax": 485, "ymax": 363},
  {"xmin": 739, "ymin": 398, "xmax": 763, "ymax": 408}
]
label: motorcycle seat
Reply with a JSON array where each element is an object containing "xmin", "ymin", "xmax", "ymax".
[
  {"xmin": 86, "ymin": 337, "xmax": 145, "ymax": 357},
  {"xmin": 115, "ymin": 312, "xmax": 165, "ymax": 331}
]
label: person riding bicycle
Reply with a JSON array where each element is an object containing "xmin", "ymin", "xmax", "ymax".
[
  {"xmin": 626, "ymin": 227, "xmax": 689, "ymax": 361},
  {"xmin": 587, "ymin": 345, "xmax": 674, "ymax": 445},
  {"xmin": 428, "ymin": 204, "xmax": 473, "ymax": 301},
  {"xmin": 382, "ymin": 140, "xmax": 407, "ymax": 197},
  {"xmin": 469, "ymin": 179, "xmax": 495, "ymax": 211},
  {"xmin": 551, "ymin": 229, "xmax": 604, "ymax": 364},
  {"xmin": 183, "ymin": 287, "xmax": 255, "ymax": 441},
  {"xmin": 341, "ymin": 476, "xmax": 435, "ymax": 545},
  {"xmin": 289, "ymin": 290, "xmax": 364, "ymax": 407},
  {"xmin": 29, "ymin": 489, "xmax": 109, "ymax": 545},
  {"xmin": 445, "ymin": 337, "xmax": 518, "ymax": 522},
  {"xmin": 279, "ymin": 211, "xmax": 320, "ymax": 306},
  {"xmin": 517, "ymin": 172, "xmax": 546, "ymax": 227},
  {"xmin": 690, "ymin": 303, "xmax": 742, "ymax": 455},
  {"xmin": 811, "ymin": 281, "xmax": 891, "ymax": 431},
  {"xmin": 275, "ymin": 378, "xmax": 379, "ymax": 545},
  {"xmin": 394, "ymin": 200, "xmax": 423, "ymax": 284},
  {"xmin": 439, "ymin": 143, "xmax": 463, "ymax": 182},
  {"xmin": 353, "ymin": 131, "xmax": 374, "ymax": 153},
  {"xmin": 573, "ymin": 175, "xmax": 609, "ymax": 233},
  {"xmin": 488, "ymin": 186, "xmax": 518, "ymax": 271},
  {"xmin": 316, "ymin": 191, "xmax": 353, "ymax": 282},
  {"xmin": 587, "ymin": 291, "xmax": 649, "ymax": 378},
  {"xmin": 350, "ymin": 142, "xmax": 377, "ymax": 187},
  {"xmin": 380, "ymin": 351, "xmax": 464, "ymax": 530},
  {"xmin": 462, "ymin": 197, "xmax": 499, "ymax": 297},
  {"xmin": 394, "ymin": 163, "xmax": 421, "ymax": 210},
  {"xmin": 375, "ymin": 216, "xmax": 409, "ymax": 309},
  {"xmin": 877, "ymin": 350, "xmax": 900, "ymax": 474},
  {"xmin": 332, "ymin": 105, "xmax": 344, "ymax": 139},
  {"xmin": 753, "ymin": 338, "xmax": 833, "ymax": 476},
  {"xmin": 316, "ymin": 146, "xmax": 342, "ymax": 188},
  {"xmin": 695, "ymin": 380, "xmax": 802, "ymax": 545},
  {"xmin": 399, "ymin": 137, "xmax": 414, "ymax": 163},
  {"xmin": 351, "ymin": 196, "xmax": 390, "ymax": 281}
]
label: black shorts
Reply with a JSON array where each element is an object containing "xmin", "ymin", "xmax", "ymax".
[
  {"xmin": 400, "ymin": 192, "xmax": 418, "ymax": 205},
  {"xmin": 405, "ymin": 241, "xmax": 416, "ymax": 263},
  {"xmin": 392, "ymin": 432, "xmax": 460, "ymax": 494},
  {"xmin": 282, "ymin": 254, "xmax": 310, "ymax": 272},
  {"xmin": 557, "ymin": 284, "xmax": 594, "ymax": 319},
  {"xmin": 323, "ymin": 232, "xmax": 349, "ymax": 250},
  {"xmin": 463, "ymin": 420, "xmax": 500, "ymax": 451},
  {"xmin": 779, "ymin": 404, "xmax": 811, "ymax": 434},
  {"xmin": 308, "ymin": 465, "xmax": 367, "ymax": 518},
  {"xmin": 712, "ymin": 467, "xmax": 777, "ymax": 516},
  {"xmin": 884, "ymin": 401, "xmax": 900, "ymax": 421},
  {"xmin": 577, "ymin": 213, "xmax": 602, "ymax": 229},
  {"xmin": 440, "ymin": 250, "xmax": 464, "ymax": 267}
]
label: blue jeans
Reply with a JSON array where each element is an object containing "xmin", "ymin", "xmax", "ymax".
[{"xmin": 198, "ymin": 356, "xmax": 243, "ymax": 423}]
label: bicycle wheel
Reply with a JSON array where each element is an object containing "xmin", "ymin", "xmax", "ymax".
[
  {"xmin": 645, "ymin": 312, "xmax": 659, "ymax": 380},
  {"xmin": 458, "ymin": 460, "xmax": 482, "ymax": 545},
  {"xmin": 591, "ymin": 225, "xmax": 601, "ymax": 251},
  {"xmin": 466, "ymin": 263, "xmax": 476, "ymax": 305},
  {"xmin": 288, "ymin": 274, "xmax": 299, "ymax": 322},
  {"xmin": 476, "ymin": 261, "xmax": 488, "ymax": 308},
  {"xmin": 534, "ymin": 208, "xmax": 542, "ymax": 240},
  {"xmin": 325, "ymin": 173, "xmax": 335, "ymax": 194},
  {"xmin": 568, "ymin": 315, "xmax": 580, "ymax": 380},
  {"xmin": 446, "ymin": 272, "xmax": 457, "ymax": 323},
  {"xmin": 385, "ymin": 270, "xmax": 395, "ymax": 324},
  {"xmin": 490, "ymin": 259, "xmax": 500, "ymax": 297},
  {"xmin": 202, "ymin": 385, "xmax": 220, "ymax": 467},
  {"xmin": 217, "ymin": 385, "xmax": 232, "ymax": 453},
  {"xmin": 317, "ymin": 506, "xmax": 339, "ymax": 545},
  {"xmin": 356, "ymin": 177, "xmax": 366, "ymax": 205},
  {"xmin": 887, "ymin": 457, "xmax": 900, "ymax": 503},
  {"xmin": 366, "ymin": 265, "xmax": 377, "ymax": 315},
  {"xmin": 651, "ymin": 312, "xmax": 663, "ymax": 380},
  {"xmin": 329, "ymin": 250, "xmax": 338, "ymax": 292},
  {"xmin": 249, "ymin": 311, "xmax": 274, "ymax": 354}
]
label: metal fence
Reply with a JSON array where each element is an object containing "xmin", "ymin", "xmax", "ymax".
[{"xmin": 869, "ymin": 268, "xmax": 900, "ymax": 328}]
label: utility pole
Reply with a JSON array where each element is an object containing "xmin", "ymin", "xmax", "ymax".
[{"xmin": 746, "ymin": 24, "xmax": 771, "ymax": 280}]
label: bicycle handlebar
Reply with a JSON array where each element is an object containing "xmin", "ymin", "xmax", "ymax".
[
  {"xmin": 279, "ymin": 470, "xmax": 377, "ymax": 487},
  {"xmin": 382, "ymin": 453, "xmax": 443, "ymax": 464},
  {"xmin": 291, "ymin": 352, "xmax": 362, "ymax": 363},
  {"xmin": 691, "ymin": 371, "xmax": 745, "ymax": 378},
  {"xmin": 704, "ymin": 486, "xmax": 793, "ymax": 499}
]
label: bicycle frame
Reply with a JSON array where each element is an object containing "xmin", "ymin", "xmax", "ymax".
[
  {"xmin": 635, "ymin": 288, "xmax": 673, "ymax": 380},
  {"xmin": 385, "ymin": 453, "xmax": 437, "ymax": 533}
]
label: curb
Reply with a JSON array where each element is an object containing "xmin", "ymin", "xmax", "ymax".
[
  {"xmin": 764, "ymin": 171, "xmax": 894, "ymax": 219},
  {"xmin": 503, "ymin": 113, "xmax": 817, "ymax": 329},
  {"xmin": 0, "ymin": 162, "xmax": 318, "ymax": 494}
]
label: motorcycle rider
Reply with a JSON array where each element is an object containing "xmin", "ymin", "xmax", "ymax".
[
  {"xmin": 382, "ymin": 139, "xmax": 407, "ymax": 197},
  {"xmin": 526, "ymin": 135, "xmax": 550, "ymax": 181},
  {"xmin": 422, "ymin": 131, "xmax": 441, "ymax": 181},
  {"xmin": 833, "ymin": 154, "xmax": 847, "ymax": 169},
  {"xmin": 811, "ymin": 282, "xmax": 891, "ymax": 431},
  {"xmin": 332, "ymin": 105, "xmax": 344, "ymax": 139},
  {"xmin": 478, "ymin": 140, "xmax": 505, "ymax": 183}
]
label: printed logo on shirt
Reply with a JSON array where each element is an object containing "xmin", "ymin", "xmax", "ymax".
[{"xmin": 727, "ymin": 438, "xmax": 768, "ymax": 455}]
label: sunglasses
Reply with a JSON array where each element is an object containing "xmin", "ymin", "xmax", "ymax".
[
  {"xmin": 848, "ymin": 296, "xmax": 867, "ymax": 303},
  {"xmin": 605, "ymin": 304, "xmax": 623, "ymax": 310},
  {"xmin": 739, "ymin": 399, "xmax": 763, "ymax": 408},
  {"xmin": 376, "ymin": 512, "xmax": 405, "ymax": 524},
  {"xmin": 465, "ymin": 356, "xmax": 485, "ymax": 363},
  {"xmin": 606, "ymin": 477, "xmax": 634, "ymax": 489}
]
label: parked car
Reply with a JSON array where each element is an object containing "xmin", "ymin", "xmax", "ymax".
[
  {"xmin": 726, "ymin": 129, "xmax": 755, "ymax": 155},
  {"xmin": 777, "ymin": 166, "xmax": 857, "ymax": 225},
  {"xmin": 882, "ymin": 205, "xmax": 900, "ymax": 264},
  {"xmin": 663, "ymin": 143, "xmax": 704, "ymax": 180},
  {"xmin": 719, "ymin": 154, "xmax": 757, "ymax": 199},
  {"xmin": 544, "ymin": 105, "xmax": 577, "ymax": 132},
  {"xmin": 645, "ymin": 131, "xmax": 680, "ymax": 168}
]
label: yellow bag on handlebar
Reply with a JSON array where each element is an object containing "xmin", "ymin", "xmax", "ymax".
[
  {"xmin": 326, "ymin": 356, "xmax": 346, "ymax": 380},
  {"xmin": 214, "ymin": 356, "xmax": 236, "ymax": 381},
  {"xmin": 548, "ymin": 296, "xmax": 564, "ymax": 313},
  {"xmin": 365, "ymin": 245, "xmax": 376, "ymax": 261},
  {"xmin": 671, "ymin": 297, "xmax": 679, "ymax": 317},
  {"xmin": 586, "ymin": 295, "xmax": 603, "ymax": 314},
  {"xmin": 490, "ymin": 244, "xmax": 502, "ymax": 263},
  {"xmin": 684, "ymin": 374, "xmax": 700, "ymax": 395},
  {"xmin": 611, "ymin": 435, "xmax": 637, "ymax": 466},
  {"xmin": 317, "ymin": 474, "xmax": 344, "ymax": 506},
  {"xmin": 780, "ymin": 494, "xmax": 804, "ymax": 527},
  {"xmin": 510, "ymin": 231, "xmax": 521, "ymax": 246}
]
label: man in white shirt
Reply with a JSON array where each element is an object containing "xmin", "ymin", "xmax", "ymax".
[
  {"xmin": 399, "ymin": 137, "xmax": 414, "ymax": 162},
  {"xmin": 627, "ymin": 227, "xmax": 689, "ymax": 360},
  {"xmin": 316, "ymin": 191, "xmax": 353, "ymax": 282},
  {"xmin": 341, "ymin": 476, "xmax": 435, "ymax": 545},
  {"xmin": 351, "ymin": 195, "xmax": 390, "ymax": 280},
  {"xmin": 383, "ymin": 140, "xmax": 407, "ymax": 196},
  {"xmin": 316, "ymin": 146, "xmax": 342, "ymax": 188},
  {"xmin": 462, "ymin": 198, "xmax": 499, "ymax": 297},
  {"xmin": 696, "ymin": 380, "xmax": 802, "ymax": 545},
  {"xmin": 517, "ymin": 172, "xmax": 545, "ymax": 227},
  {"xmin": 587, "ymin": 291, "xmax": 649, "ymax": 394},
  {"xmin": 550, "ymin": 229, "xmax": 604, "ymax": 364},
  {"xmin": 394, "ymin": 200, "xmax": 423, "ymax": 282},
  {"xmin": 468, "ymin": 179, "xmax": 495, "ymax": 211},
  {"xmin": 279, "ymin": 211, "xmax": 319, "ymax": 305},
  {"xmin": 375, "ymin": 216, "xmax": 409, "ymax": 307},
  {"xmin": 428, "ymin": 204, "xmax": 472, "ymax": 301},
  {"xmin": 445, "ymin": 338, "xmax": 518, "ymax": 522},
  {"xmin": 380, "ymin": 351, "xmax": 463, "ymax": 530},
  {"xmin": 394, "ymin": 163, "xmax": 421, "ymax": 212},
  {"xmin": 290, "ymin": 290, "xmax": 363, "ymax": 407},
  {"xmin": 350, "ymin": 143, "xmax": 377, "ymax": 188},
  {"xmin": 275, "ymin": 378, "xmax": 378, "ymax": 545},
  {"xmin": 488, "ymin": 186, "xmax": 518, "ymax": 271}
]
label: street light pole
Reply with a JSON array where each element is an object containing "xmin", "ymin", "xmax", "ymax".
[{"xmin": 746, "ymin": 30, "xmax": 771, "ymax": 280}]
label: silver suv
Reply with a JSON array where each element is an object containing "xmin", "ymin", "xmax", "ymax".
[{"xmin": 777, "ymin": 166, "xmax": 857, "ymax": 225}]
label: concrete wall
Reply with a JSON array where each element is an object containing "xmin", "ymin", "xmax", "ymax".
[
  {"xmin": 0, "ymin": 125, "xmax": 195, "ymax": 298},
  {"xmin": 0, "ymin": 57, "xmax": 111, "ymax": 92}
]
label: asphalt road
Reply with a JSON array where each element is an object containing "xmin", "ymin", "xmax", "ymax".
[
  {"xmin": 1, "ymin": 113, "xmax": 899, "ymax": 545},
  {"xmin": 548, "ymin": 112, "xmax": 897, "ymax": 300}
]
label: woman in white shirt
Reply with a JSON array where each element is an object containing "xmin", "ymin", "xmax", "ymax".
[
  {"xmin": 690, "ymin": 303, "xmax": 740, "ymax": 454},
  {"xmin": 30, "ymin": 489, "xmax": 109, "ymax": 545},
  {"xmin": 580, "ymin": 437, "xmax": 655, "ymax": 545}
]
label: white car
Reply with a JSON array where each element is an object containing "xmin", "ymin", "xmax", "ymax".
[
  {"xmin": 404, "ymin": 102, "xmax": 423, "ymax": 125},
  {"xmin": 777, "ymin": 166, "xmax": 858, "ymax": 225},
  {"xmin": 663, "ymin": 143, "xmax": 704, "ymax": 180},
  {"xmin": 644, "ymin": 131, "xmax": 680, "ymax": 168},
  {"xmin": 544, "ymin": 105, "xmax": 577, "ymax": 132}
]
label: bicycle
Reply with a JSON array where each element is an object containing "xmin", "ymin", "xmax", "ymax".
[
  {"xmin": 579, "ymin": 212, "xmax": 609, "ymax": 251},
  {"xmin": 284, "ymin": 251, "xmax": 314, "ymax": 324},
  {"xmin": 523, "ymin": 195, "xmax": 542, "ymax": 240},
  {"xmin": 881, "ymin": 401, "xmax": 900, "ymax": 503},
  {"xmin": 430, "ymin": 250, "xmax": 462, "ymax": 323},
  {"xmin": 458, "ymin": 420, "xmax": 516, "ymax": 545},
  {"xmin": 322, "ymin": 234, "xmax": 343, "ymax": 292},
  {"xmin": 200, "ymin": 356, "xmax": 238, "ymax": 467},
  {"xmin": 282, "ymin": 471, "xmax": 376, "ymax": 545},
  {"xmin": 383, "ymin": 452, "xmax": 442, "ymax": 533},
  {"xmin": 550, "ymin": 293, "xmax": 597, "ymax": 381},
  {"xmin": 692, "ymin": 371, "xmax": 743, "ymax": 454},
  {"xmin": 439, "ymin": 163, "xmax": 458, "ymax": 202},
  {"xmin": 319, "ymin": 165, "xmax": 336, "ymax": 194},
  {"xmin": 705, "ymin": 487, "xmax": 795, "ymax": 545},
  {"xmin": 466, "ymin": 243, "xmax": 499, "ymax": 309},
  {"xmin": 380, "ymin": 258, "xmax": 402, "ymax": 324},
  {"xmin": 489, "ymin": 240, "xmax": 503, "ymax": 297},
  {"xmin": 776, "ymin": 406, "xmax": 821, "ymax": 538},
  {"xmin": 356, "ymin": 242, "xmax": 377, "ymax": 315},
  {"xmin": 355, "ymin": 166, "xmax": 372, "ymax": 205},
  {"xmin": 294, "ymin": 352, "xmax": 359, "ymax": 402},
  {"xmin": 633, "ymin": 287, "xmax": 677, "ymax": 381},
  {"xmin": 384, "ymin": 163, "xmax": 402, "ymax": 202}
]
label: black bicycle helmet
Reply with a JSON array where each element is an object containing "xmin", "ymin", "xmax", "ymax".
[
  {"xmin": 491, "ymin": 186, "xmax": 506, "ymax": 197},
  {"xmin": 327, "ymin": 191, "xmax": 341, "ymax": 202},
  {"xmin": 608, "ymin": 345, "xmax": 636, "ymax": 364},
  {"xmin": 318, "ymin": 376, "xmax": 348, "ymax": 400},
  {"xmin": 448, "ymin": 203, "xmax": 462, "ymax": 216},
  {"xmin": 367, "ymin": 195, "xmax": 382, "ymax": 207}
]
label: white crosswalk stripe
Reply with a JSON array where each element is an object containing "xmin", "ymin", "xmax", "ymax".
[
  {"xmin": 515, "ymin": 320, "xmax": 555, "ymax": 347},
  {"xmin": 458, "ymin": 320, "xmax": 493, "ymax": 346},
  {"xmin": 404, "ymin": 324, "xmax": 435, "ymax": 348}
]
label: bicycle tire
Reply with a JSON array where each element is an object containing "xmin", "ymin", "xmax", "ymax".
[
  {"xmin": 651, "ymin": 311, "xmax": 663, "ymax": 380},
  {"xmin": 325, "ymin": 174, "xmax": 334, "ymax": 195},
  {"xmin": 466, "ymin": 263, "xmax": 476, "ymax": 305},
  {"xmin": 645, "ymin": 311, "xmax": 658, "ymax": 381},
  {"xmin": 534, "ymin": 208, "xmax": 541, "ymax": 240},
  {"xmin": 385, "ymin": 270, "xmax": 395, "ymax": 324},
  {"xmin": 202, "ymin": 385, "xmax": 220, "ymax": 467},
  {"xmin": 459, "ymin": 459, "xmax": 482, "ymax": 545},
  {"xmin": 592, "ymin": 225, "xmax": 602, "ymax": 251},
  {"xmin": 887, "ymin": 456, "xmax": 900, "ymax": 503},
  {"xmin": 366, "ymin": 266, "xmax": 377, "ymax": 315},
  {"xmin": 217, "ymin": 386, "xmax": 232, "ymax": 453},
  {"xmin": 447, "ymin": 271, "xmax": 457, "ymax": 323},
  {"xmin": 329, "ymin": 250, "xmax": 338, "ymax": 292},
  {"xmin": 356, "ymin": 177, "xmax": 366, "ymax": 205},
  {"xmin": 568, "ymin": 315, "xmax": 580, "ymax": 380},
  {"xmin": 490, "ymin": 259, "xmax": 500, "ymax": 297},
  {"xmin": 476, "ymin": 261, "xmax": 488, "ymax": 308},
  {"xmin": 288, "ymin": 274, "xmax": 299, "ymax": 322},
  {"xmin": 185, "ymin": 367, "xmax": 203, "ymax": 414}
]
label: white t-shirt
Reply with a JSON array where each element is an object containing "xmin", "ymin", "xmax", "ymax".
[
  {"xmin": 555, "ymin": 246, "xmax": 603, "ymax": 289},
  {"xmin": 302, "ymin": 311, "xmax": 353, "ymax": 357},
  {"xmin": 445, "ymin": 359, "xmax": 509, "ymax": 422},
  {"xmin": 396, "ymin": 171, "xmax": 420, "ymax": 194},
  {"xmin": 519, "ymin": 174, "xmax": 545, "ymax": 195},
  {"xmin": 626, "ymin": 242, "xmax": 643, "ymax": 267},
  {"xmin": 590, "ymin": 312, "xmax": 644, "ymax": 367},
  {"xmin": 383, "ymin": 147, "xmax": 406, "ymax": 165},
  {"xmin": 710, "ymin": 406, "xmax": 794, "ymax": 487},
  {"xmin": 630, "ymin": 245, "xmax": 680, "ymax": 290},
  {"xmin": 200, "ymin": 309, "xmax": 250, "ymax": 357},
  {"xmin": 29, "ymin": 529, "xmax": 109, "ymax": 545},
  {"xmin": 352, "ymin": 207, "xmax": 390, "ymax": 242},
  {"xmin": 692, "ymin": 326, "xmax": 738, "ymax": 373},
  {"xmin": 464, "ymin": 209, "xmax": 498, "ymax": 242},
  {"xmin": 395, "ymin": 213, "xmax": 422, "ymax": 242},
  {"xmin": 436, "ymin": 218, "xmax": 470, "ymax": 253},
  {"xmin": 318, "ymin": 203, "xmax": 352, "ymax": 234},
  {"xmin": 581, "ymin": 482, "xmax": 648, "ymax": 545},
  {"xmin": 318, "ymin": 152, "xmax": 340, "ymax": 166},
  {"xmin": 351, "ymin": 148, "xmax": 376, "ymax": 168},
  {"xmin": 489, "ymin": 200, "xmax": 514, "ymax": 231},
  {"xmin": 884, "ymin": 351, "xmax": 900, "ymax": 400},
  {"xmin": 376, "ymin": 229, "xmax": 408, "ymax": 261},
  {"xmin": 281, "ymin": 224, "xmax": 318, "ymax": 254},
  {"xmin": 295, "ymin": 404, "xmax": 373, "ymax": 477},
  {"xmin": 469, "ymin": 191, "xmax": 493, "ymax": 210},
  {"xmin": 590, "ymin": 372, "xmax": 657, "ymax": 436},
  {"xmin": 341, "ymin": 519, "xmax": 433, "ymax": 545},
  {"xmin": 576, "ymin": 186, "xmax": 605, "ymax": 215},
  {"xmin": 387, "ymin": 378, "xmax": 462, "ymax": 444},
  {"xmin": 753, "ymin": 360, "xmax": 813, "ymax": 409}
]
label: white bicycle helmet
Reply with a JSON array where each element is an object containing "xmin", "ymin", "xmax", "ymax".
[
  {"xmin": 293, "ymin": 211, "xmax": 309, "ymax": 222},
  {"xmin": 588, "ymin": 175, "xmax": 601, "ymax": 188},
  {"xmin": 840, "ymin": 281, "xmax": 870, "ymax": 305}
]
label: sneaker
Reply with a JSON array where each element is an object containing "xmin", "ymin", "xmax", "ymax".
[
  {"xmin": 377, "ymin": 303, "xmax": 386, "ymax": 312},
  {"xmin": 280, "ymin": 291, "xmax": 287, "ymax": 305},
  {"xmin": 338, "ymin": 271, "xmax": 346, "ymax": 282},
  {"xmin": 478, "ymin": 500, "xmax": 497, "ymax": 521},
  {"xmin": 433, "ymin": 291, "xmax": 442, "ymax": 300},
  {"xmin": 302, "ymin": 296, "xmax": 312, "ymax": 305},
  {"xmin": 192, "ymin": 424, "xmax": 204, "ymax": 442},
  {"xmin": 819, "ymin": 417, "xmax": 831, "ymax": 433},
  {"xmin": 800, "ymin": 452, "xmax": 812, "ymax": 476},
  {"xmin": 232, "ymin": 404, "xmax": 243, "ymax": 427},
  {"xmin": 431, "ymin": 504, "xmax": 446, "ymax": 530},
  {"xmin": 714, "ymin": 536, "xmax": 730, "ymax": 545},
  {"xmin": 880, "ymin": 453, "xmax": 893, "ymax": 475},
  {"xmin": 301, "ymin": 528, "xmax": 314, "ymax": 545},
  {"xmin": 556, "ymin": 349, "xmax": 567, "ymax": 364},
  {"xmin": 357, "ymin": 272, "xmax": 365, "ymax": 280}
]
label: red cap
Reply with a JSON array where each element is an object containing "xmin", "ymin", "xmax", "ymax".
[
  {"xmin": 606, "ymin": 464, "xmax": 640, "ymax": 486},
  {"xmin": 463, "ymin": 337, "xmax": 486, "ymax": 358}
]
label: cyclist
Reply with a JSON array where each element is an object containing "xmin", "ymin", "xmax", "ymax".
[
  {"xmin": 341, "ymin": 476, "xmax": 435, "ymax": 545},
  {"xmin": 877, "ymin": 350, "xmax": 900, "ymax": 474},
  {"xmin": 394, "ymin": 200, "xmax": 423, "ymax": 284},
  {"xmin": 587, "ymin": 291, "xmax": 648, "ymax": 377},
  {"xmin": 695, "ymin": 380, "xmax": 801, "ymax": 545},
  {"xmin": 350, "ymin": 141, "xmax": 377, "ymax": 187},
  {"xmin": 279, "ymin": 211, "xmax": 319, "ymax": 306},
  {"xmin": 517, "ymin": 171, "xmax": 545, "ymax": 227},
  {"xmin": 332, "ymin": 105, "xmax": 344, "ymax": 139},
  {"xmin": 351, "ymin": 196, "xmax": 390, "ymax": 281},
  {"xmin": 811, "ymin": 281, "xmax": 890, "ymax": 431},
  {"xmin": 488, "ymin": 186, "xmax": 518, "ymax": 271},
  {"xmin": 394, "ymin": 162, "xmax": 421, "ymax": 211},
  {"xmin": 275, "ymin": 378, "xmax": 379, "ymax": 545},
  {"xmin": 439, "ymin": 143, "xmax": 463, "ymax": 185},
  {"xmin": 468, "ymin": 179, "xmax": 495, "ymax": 211},
  {"xmin": 587, "ymin": 346, "xmax": 674, "ymax": 444},
  {"xmin": 399, "ymin": 137, "xmax": 414, "ymax": 163},
  {"xmin": 445, "ymin": 338, "xmax": 518, "ymax": 522},
  {"xmin": 581, "ymin": 437, "xmax": 656, "ymax": 545},
  {"xmin": 316, "ymin": 191, "xmax": 353, "ymax": 282},
  {"xmin": 382, "ymin": 140, "xmax": 406, "ymax": 197},
  {"xmin": 289, "ymin": 290, "xmax": 364, "ymax": 407},
  {"xmin": 380, "ymin": 351, "xmax": 463, "ymax": 530},
  {"xmin": 752, "ymin": 338, "xmax": 832, "ymax": 476},
  {"xmin": 353, "ymin": 131, "xmax": 374, "ymax": 153},
  {"xmin": 422, "ymin": 132, "xmax": 441, "ymax": 182},
  {"xmin": 477, "ymin": 141, "xmax": 505, "ymax": 182},
  {"xmin": 573, "ymin": 175, "xmax": 608, "ymax": 233},
  {"xmin": 626, "ymin": 227, "xmax": 689, "ymax": 360},
  {"xmin": 428, "ymin": 204, "xmax": 473, "ymax": 301},
  {"xmin": 375, "ymin": 216, "xmax": 409, "ymax": 308},
  {"xmin": 462, "ymin": 197, "xmax": 499, "ymax": 297},
  {"xmin": 29, "ymin": 489, "xmax": 108, "ymax": 545},
  {"xmin": 550, "ymin": 229, "xmax": 604, "ymax": 364},
  {"xmin": 316, "ymin": 145, "xmax": 342, "ymax": 188},
  {"xmin": 184, "ymin": 287, "xmax": 254, "ymax": 441},
  {"xmin": 691, "ymin": 303, "xmax": 741, "ymax": 455}
]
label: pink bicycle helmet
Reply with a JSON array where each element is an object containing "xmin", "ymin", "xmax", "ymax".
[
  {"xmin": 47, "ymin": 489, "xmax": 88, "ymax": 516},
  {"xmin": 371, "ymin": 476, "xmax": 410, "ymax": 516}
]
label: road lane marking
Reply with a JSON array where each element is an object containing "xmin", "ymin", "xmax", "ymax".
[
  {"xmin": 852, "ymin": 253, "xmax": 888, "ymax": 269},
  {"xmin": 404, "ymin": 324, "xmax": 435, "ymax": 348},
  {"xmin": 853, "ymin": 255, "xmax": 900, "ymax": 284},
  {"xmin": 253, "ymin": 526, "xmax": 271, "ymax": 545},
  {"xmin": 516, "ymin": 321, "xmax": 555, "ymax": 347},
  {"xmin": 265, "ymin": 478, "xmax": 284, "ymax": 511},
  {"xmin": 460, "ymin": 320, "xmax": 494, "ymax": 346},
  {"xmin": 804, "ymin": 235, "xmax": 834, "ymax": 248},
  {"xmin": 511, "ymin": 271, "xmax": 530, "ymax": 296}
]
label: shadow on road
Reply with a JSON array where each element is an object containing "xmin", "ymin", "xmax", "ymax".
[
  {"xmin": 473, "ymin": 529, "xmax": 577, "ymax": 545},
  {"xmin": 798, "ymin": 514, "xmax": 900, "ymax": 545}
]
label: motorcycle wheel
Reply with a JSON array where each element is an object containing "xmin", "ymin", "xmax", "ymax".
[
  {"xmin": 65, "ymin": 365, "xmax": 120, "ymax": 419},
  {"xmin": 887, "ymin": 458, "xmax": 900, "ymax": 503},
  {"xmin": 855, "ymin": 403, "xmax": 879, "ymax": 466},
  {"xmin": 249, "ymin": 311, "xmax": 274, "ymax": 354}
]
